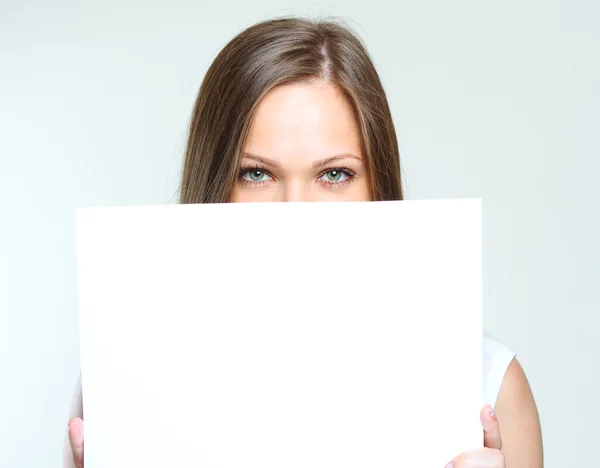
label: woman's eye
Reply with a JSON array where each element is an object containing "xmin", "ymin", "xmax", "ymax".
[
  {"xmin": 320, "ymin": 169, "xmax": 348, "ymax": 183},
  {"xmin": 242, "ymin": 169, "xmax": 272, "ymax": 183}
]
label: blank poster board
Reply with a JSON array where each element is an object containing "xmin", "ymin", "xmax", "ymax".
[{"xmin": 76, "ymin": 199, "xmax": 483, "ymax": 468}]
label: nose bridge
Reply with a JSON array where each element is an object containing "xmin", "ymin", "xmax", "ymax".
[{"xmin": 282, "ymin": 179, "xmax": 310, "ymax": 202}]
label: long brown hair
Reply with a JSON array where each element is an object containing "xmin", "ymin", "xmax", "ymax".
[{"xmin": 179, "ymin": 16, "xmax": 403, "ymax": 203}]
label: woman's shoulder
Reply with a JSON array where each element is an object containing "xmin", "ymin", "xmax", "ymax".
[
  {"xmin": 68, "ymin": 371, "xmax": 83, "ymax": 419},
  {"xmin": 487, "ymin": 337, "xmax": 543, "ymax": 467},
  {"xmin": 70, "ymin": 337, "xmax": 517, "ymax": 410},
  {"xmin": 482, "ymin": 333, "xmax": 516, "ymax": 408}
]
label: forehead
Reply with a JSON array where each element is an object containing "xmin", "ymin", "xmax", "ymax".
[{"xmin": 243, "ymin": 81, "xmax": 362, "ymax": 163}]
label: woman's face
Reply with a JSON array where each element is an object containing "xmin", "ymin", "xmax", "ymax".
[{"xmin": 231, "ymin": 81, "xmax": 371, "ymax": 202}]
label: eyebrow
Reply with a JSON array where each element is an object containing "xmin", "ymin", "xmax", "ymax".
[{"xmin": 242, "ymin": 152, "xmax": 362, "ymax": 169}]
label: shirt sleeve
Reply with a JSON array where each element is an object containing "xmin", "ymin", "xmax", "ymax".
[{"xmin": 483, "ymin": 334, "xmax": 516, "ymax": 408}]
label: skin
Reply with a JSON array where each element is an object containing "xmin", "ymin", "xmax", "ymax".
[
  {"xmin": 231, "ymin": 80, "xmax": 371, "ymax": 203},
  {"xmin": 68, "ymin": 81, "xmax": 543, "ymax": 467}
]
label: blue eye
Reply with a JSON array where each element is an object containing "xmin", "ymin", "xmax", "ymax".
[
  {"xmin": 322, "ymin": 170, "xmax": 344, "ymax": 182},
  {"xmin": 319, "ymin": 169, "xmax": 351, "ymax": 183},
  {"xmin": 241, "ymin": 169, "xmax": 273, "ymax": 183}
]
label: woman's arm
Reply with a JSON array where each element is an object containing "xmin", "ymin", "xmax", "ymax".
[
  {"xmin": 495, "ymin": 359, "xmax": 543, "ymax": 467},
  {"xmin": 63, "ymin": 373, "xmax": 83, "ymax": 468},
  {"xmin": 61, "ymin": 361, "xmax": 542, "ymax": 468}
]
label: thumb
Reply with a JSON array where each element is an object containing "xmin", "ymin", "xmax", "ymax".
[
  {"xmin": 68, "ymin": 417, "xmax": 84, "ymax": 468},
  {"xmin": 481, "ymin": 404, "xmax": 502, "ymax": 450}
]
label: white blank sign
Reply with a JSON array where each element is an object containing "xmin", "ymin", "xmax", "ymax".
[{"xmin": 76, "ymin": 199, "xmax": 483, "ymax": 468}]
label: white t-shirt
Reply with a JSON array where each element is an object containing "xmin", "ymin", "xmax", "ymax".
[
  {"xmin": 63, "ymin": 334, "xmax": 516, "ymax": 467},
  {"xmin": 482, "ymin": 333, "xmax": 516, "ymax": 407}
]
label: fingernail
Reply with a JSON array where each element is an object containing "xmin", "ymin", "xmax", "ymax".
[
  {"xmin": 490, "ymin": 408, "xmax": 496, "ymax": 419},
  {"xmin": 445, "ymin": 464, "xmax": 453, "ymax": 468}
]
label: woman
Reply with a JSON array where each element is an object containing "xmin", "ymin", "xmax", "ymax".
[{"xmin": 64, "ymin": 16, "xmax": 543, "ymax": 468}]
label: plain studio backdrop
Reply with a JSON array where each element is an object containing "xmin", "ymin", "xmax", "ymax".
[{"xmin": 0, "ymin": 0, "xmax": 598, "ymax": 466}]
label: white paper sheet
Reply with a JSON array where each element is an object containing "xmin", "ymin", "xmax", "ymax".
[{"xmin": 76, "ymin": 199, "xmax": 483, "ymax": 468}]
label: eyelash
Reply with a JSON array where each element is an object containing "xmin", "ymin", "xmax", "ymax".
[{"xmin": 237, "ymin": 165, "xmax": 357, "ymax": 188}]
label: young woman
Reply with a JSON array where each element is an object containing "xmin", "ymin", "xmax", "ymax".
[{"xmin": 64, "ymin": 16, "xmax": 543, "ymax": 468}]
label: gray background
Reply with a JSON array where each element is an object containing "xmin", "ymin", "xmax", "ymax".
[{"xmin": 1, "ymin": 0, "xmax": 598, "ymax": 466}]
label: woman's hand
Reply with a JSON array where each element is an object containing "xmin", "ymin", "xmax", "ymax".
[
  {"xmin": 445, "ymin": 404, "xmax": 505, "ymax": 468},
  {"xmin": 68, "ymin": 417, "xmax": 84, "ymax": 468},
  {"xmin": 65, "ymin": 404, "xmax": 505, "ymax": 468}
]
